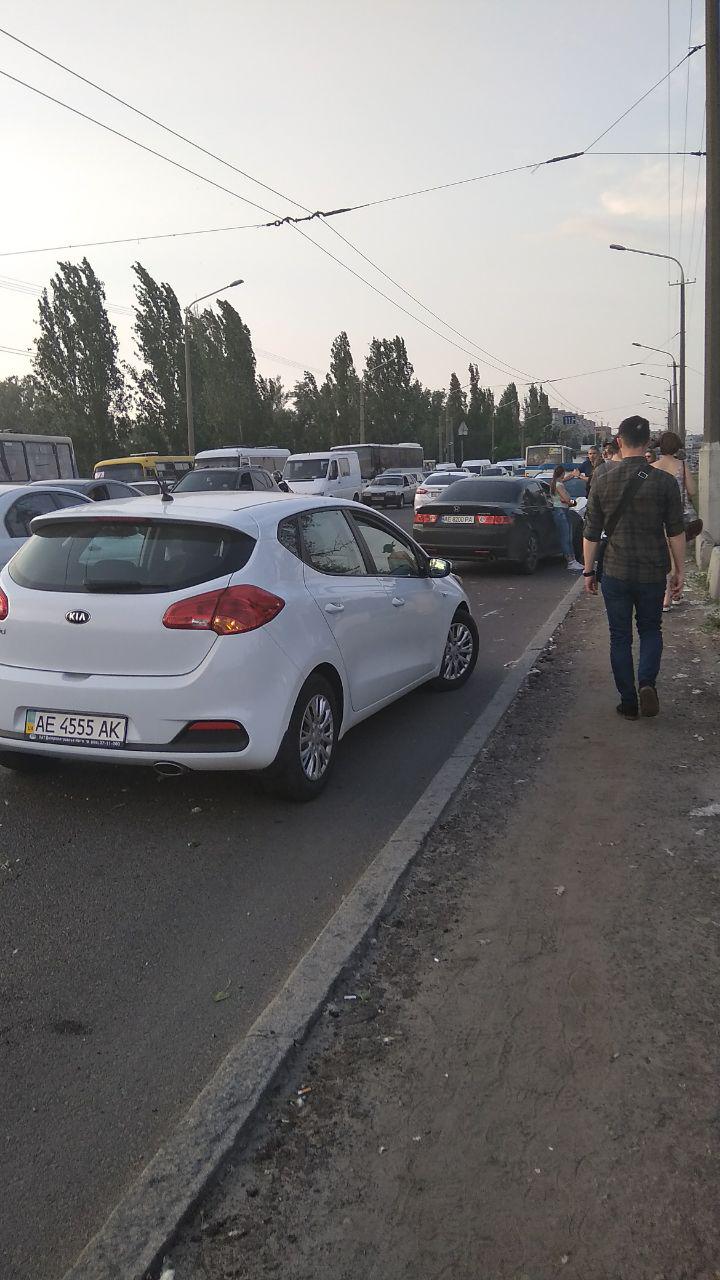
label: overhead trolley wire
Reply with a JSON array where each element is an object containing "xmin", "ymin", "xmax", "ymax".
[{"xmin": 0, "ymin": 32, "xmax": 703, "ymax": 401}]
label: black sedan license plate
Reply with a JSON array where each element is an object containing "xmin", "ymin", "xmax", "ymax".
[{"xmin": 442, "ymin": 514, "xmax": 474, "ymax": 524}]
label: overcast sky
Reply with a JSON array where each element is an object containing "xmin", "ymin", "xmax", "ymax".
[{"xmin": 0, "ymin": 0, "xmax": 707, "ymax": 436}]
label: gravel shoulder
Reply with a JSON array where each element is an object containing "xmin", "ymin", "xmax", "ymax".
[{"xmin": 170, "ymin": 578, "xmax": 720, "ymax": 1280}]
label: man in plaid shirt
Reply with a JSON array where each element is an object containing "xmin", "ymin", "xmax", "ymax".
[{"xmin": 583, "ymin": 415, "xmax": 685, "ymax": 719}]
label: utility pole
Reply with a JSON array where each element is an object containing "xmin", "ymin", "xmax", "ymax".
[
  {"xmin": 184, "ymin": 277, "xmax": 243, "ymax": 456},
  {"xmin": 701, "ymin": 0, "xmax": 720, "ymax": 590},
  {"xmin": 359, "ymin": 383, "xmax": 365, "ymax": 445}
]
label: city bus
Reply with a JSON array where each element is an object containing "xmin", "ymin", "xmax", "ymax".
[
  {"xmin": 0, "ymin": 432, "xmax": 78, "ymax": 483},
  {"xmin": 331, "ymin": 441, "xmax": 424, "ymax": 480},
  {"xmin": 525, "ymin": 444, "xmax": 575, "ymax": 474},
  {"xmin": 93, "ymin": 453, "xmax": 194, "ymax": 483}
]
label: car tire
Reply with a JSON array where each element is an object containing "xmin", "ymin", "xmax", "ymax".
[
  {"xmin": 429, "ymin": 610, "xmax": 479, "ymax": 691},
  {"xmin": 353, "ymin": 493, "xmax": 360, "ymax": 502},
  {"xmin": 518, "ymin": 531, "xmax": 539, "ymax": 574},
  {"xmin": 270, "ymin": 674, "xmax": 339, "ymax": 801},
  {"xmin": 0, "ymin": 751, "xmax": 52, "ymax": 774}
]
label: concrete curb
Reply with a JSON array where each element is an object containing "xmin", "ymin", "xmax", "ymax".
[{"xmin": 63, "ymin": 578, "xmax": 584, "ymax": 1280}]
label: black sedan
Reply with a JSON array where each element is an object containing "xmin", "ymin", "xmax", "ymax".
[{"xmin": 412, "ymin": 477, "xmax": 563, "ymax": 573}]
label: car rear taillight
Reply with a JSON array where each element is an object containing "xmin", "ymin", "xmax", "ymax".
[
  {"xmin": 0, "ymin": 589, "xmax": 7, "ymax": 621},
  {"xmin": 414, "ymin": 512, "xmax": 438, "ymax": 524},
  {"xmin": 475, "ymin": 514, "xmax": 514, "ymax": 525},
  {"xmin": 162, "ymin": 586, "xmax": 285, "ymax": 634},
  {"xmin": 416, "ymin": 486, "xmax": 429, "ymax": 495}
]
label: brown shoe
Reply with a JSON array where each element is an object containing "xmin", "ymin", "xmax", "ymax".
[{"xmin": 639, "ymin": 685, "xmax": 660, "ymax": 717}]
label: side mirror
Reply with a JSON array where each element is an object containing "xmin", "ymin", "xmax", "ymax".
[{"xmin": 428, "ymin": 557, "xmax": 452, "ymax": 578}]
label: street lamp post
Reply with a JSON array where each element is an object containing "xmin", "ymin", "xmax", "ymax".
[
  {"xmin": 184, "ymin": 278, "xmax": 244, "ymax": 455},
  {"xmin": 640, "ymin": 373, "xmax": 673, "ymax": 431},
  {"xmin": 610, "ymin": 244, "xmax": 686, "ymax": 440},
  {"xmin": 632, "ymin": 342, "xmax": 679, "ymax": 434}
]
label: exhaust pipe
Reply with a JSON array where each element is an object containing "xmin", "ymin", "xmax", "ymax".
[{"xmin": 153, "ymin": 761, "xmax": 188, "ymax": 777}]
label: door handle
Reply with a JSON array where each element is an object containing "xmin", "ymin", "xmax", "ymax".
[
  {"xmin": 391, "ymin": 597, "xmax": 405, "ymax": 607},
  {"xmin": 324, "ymin": 602, "xmax": 345, "ymax": 613}
]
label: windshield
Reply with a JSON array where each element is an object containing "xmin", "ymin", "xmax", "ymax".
[
  {"xmin": 285, "ymin": 458, "xmax": 329, "ymax": 481},
  {"xmin": 9, "ymin": 519, "xmax": 255, "ymax": 593},
  {"xmin": 372, "ymin": 475, "xmax": 402, "ymax": 486},
  {"xmin": 173, "ymin": 470, "xmax": 242, "ymax": 492},
  {"xmin": 95, "ymin": 463, "xmax": 145, "ymax": 482}
]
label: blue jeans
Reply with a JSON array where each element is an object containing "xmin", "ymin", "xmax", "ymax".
[
  {"xmin": 552, "ymin": 508, "xmax": 573, "ymax": 559},
  {"xmin": 600, "ymin": 575, "xmax": 665, "ymax": 705}
]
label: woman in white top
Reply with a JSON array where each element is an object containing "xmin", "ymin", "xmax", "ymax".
[{"xmin": 653, "ymin": 431, "xmax": 696, "ymax": 610}]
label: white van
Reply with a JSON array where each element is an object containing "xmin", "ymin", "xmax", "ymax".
[
  {"xmin": 462, "ymin": 458, "xmax": 493, "ymax": 475},
  {"xmin": 283, "ymin": 450, "xmax": 362, "ymax": 501},
  {"xmin": 195, "ymin": 446, "xmax": 290, "ymax": 474}
]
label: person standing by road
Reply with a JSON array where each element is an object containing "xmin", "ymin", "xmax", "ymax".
[
  {"xmin": 550, "ymin": 466, "xmax": 583, "ymax": 572},
  {"xmin": 653, "ymin": 430, "xmax": 700, "ymax": 610},
  {"xmin": 583, "ymin": 415, "xmax": 685, "ymax": 719}
]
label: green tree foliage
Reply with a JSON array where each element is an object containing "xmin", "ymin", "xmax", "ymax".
[
  {"xmin": 522, "ymin": 383, "xmax": 552, "ymax": 448},
  {"xmin": 291, "ymin": 371, "xmax": 336, "ymax": 451},
  {"xmin": 445, "ymin": 371, "xmax": 467, "ymax": 462},
  {"xmin": 493, "ymin": 382, "xmax": 521, "ymax": 459},
  {"xmin": 257, "ymin": 375, "xmax": 296, "ymax": 448},
  {"xmin": 33, "ymin": 257, "xmax": 128, "ymax": 471},
  {"xmin": 362, "ymin": 337, "xmax": 415, "ymax": 441},
  {"xmin": 191, "ymin": 300, "xmax": 260, "ymax": 448},
  {"xmin": 130, "ymin": 263, "xmax": 186, "ymax": 452},
  {"xmin": 466, "ymin": 364, "xmax": 495, "ymax": 458},
  {"xmin": 0, "ymin": 374, "xmax": 61, "ymax": 434},
  {"xmin": 327, "ymin": 332, "xmax": 359, "ymax": 441}
]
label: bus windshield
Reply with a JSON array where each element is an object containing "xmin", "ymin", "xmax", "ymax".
[{"xmin": 525, "ymin": 444, "xmax": 574, "ymax": 470}]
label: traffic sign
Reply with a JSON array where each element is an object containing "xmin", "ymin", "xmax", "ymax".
[{"xmin": 458, "ymin": 421, "xmax": 468, "ymax": 437}]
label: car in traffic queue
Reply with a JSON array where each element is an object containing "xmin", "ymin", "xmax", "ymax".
[
  {"xmin": 0, "ymin": 492, "xmax": 479, "ymax": 800},
  {"xmin": 0, "ymin": 484, "xmax": 92, "ymax": 570},
  {"xmin": 173, "ymin": 467, "xmax": 280, "ymax": 494},
  {"xmin": 361, "ymin": 472, "xmax": 417, "ymax": 508},
  {"xmin": 32, "ymin": 477, "xmax": 141, "ymax": 501},
  {"xmin": 414, "ymin": 468, "xmax": 473, "ymax": 511},
  {"xmin": 412, "ymin": 476, "xmax": 564, "ymax": 574}
]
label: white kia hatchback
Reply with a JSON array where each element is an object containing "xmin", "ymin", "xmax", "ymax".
[{"xmin": 0, "ymin": 493, "xmax": 478, "ymax": 799}]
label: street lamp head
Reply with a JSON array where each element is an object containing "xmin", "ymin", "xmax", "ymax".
[
  {"xmin": 229, "ymin": 278, "xmax": 244, "ymax": 288},
  {"xmin": 609, "ymin": 243, "xmax": 627, "ymax": 251},
  {"xmin": 631, "ymin": 342, "xmax": 642, "ymax": 348}
]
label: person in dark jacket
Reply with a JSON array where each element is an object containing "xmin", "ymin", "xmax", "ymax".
[{"xmin": 583, "ymin": 415, "xmax": 685, "ymax": 719}]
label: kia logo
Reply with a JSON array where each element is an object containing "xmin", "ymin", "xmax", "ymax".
[{"xmin": 66, "ymin": 610, "xmax": 91, "ymax": 625}]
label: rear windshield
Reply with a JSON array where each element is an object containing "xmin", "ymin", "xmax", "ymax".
[
  {"xmin": 425, "ymin": 472, "xmax": 469, "ymax": 486},
  {"xmin": 440, "ymin": 480, "xmax": 524, "ymax": 503},
  {"xmin": 9, "ymin": 519, "xmax": 255, "ymax": 593},
  {"xmin": 173, "ymin": 470, "xmax": 242, "ymax": 492},
  {"xmin": 372, "ymin": 475, "xmax": 402, "ymax": 486},
  {"xmin": 95, "ymin": 463, "xmax": 145, "ymax": 482}
]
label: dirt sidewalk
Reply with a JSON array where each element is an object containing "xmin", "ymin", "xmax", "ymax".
[{"xmin": 170, "ymin": 577, "xmax": 720, "ymax": 1280}]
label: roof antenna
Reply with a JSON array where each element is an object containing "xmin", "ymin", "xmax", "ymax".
[{"xmin": 157, "ymin": 474, "xmax": 174, "ymax": 503}]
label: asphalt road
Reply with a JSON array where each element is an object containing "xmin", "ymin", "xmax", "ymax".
[{"xmin": 0, "ymin": 508, "xmax": 578, "ymax": 1280}]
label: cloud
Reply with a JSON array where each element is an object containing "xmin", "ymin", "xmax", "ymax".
[{"xmin": 555, "ymin": 161, "xmax": 705, "ymax": 242}]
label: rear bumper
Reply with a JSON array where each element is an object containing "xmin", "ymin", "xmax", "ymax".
[
  {"xmin": 414, "ymin": 530, "xmax": 517, "ymax": 560},
  {"xmin": 0, "ymin": 632, "xmax": 304, "ymax": 772}
]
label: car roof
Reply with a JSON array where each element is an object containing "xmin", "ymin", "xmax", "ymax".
[{"xmin": 28, "ymin": 490, "xmax": 368, "ymax": 531}]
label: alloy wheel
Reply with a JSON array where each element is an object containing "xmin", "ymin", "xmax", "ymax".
[
  {"xmin": 299, "ymin": 694, "xmax": 335, "ymax": 780},
  {"xmin": 441, "ymin": 620, "xmax": 475, "ymax": 681}
]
